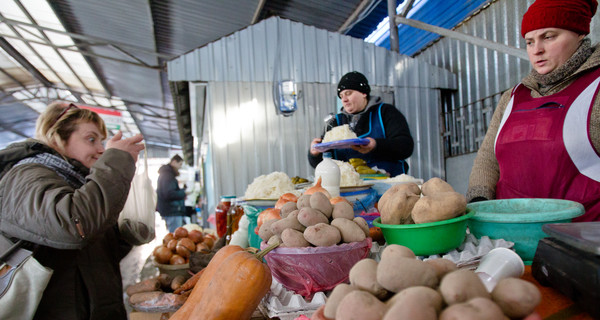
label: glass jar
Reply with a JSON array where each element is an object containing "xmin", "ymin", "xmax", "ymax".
[
  {"xmin": 215, "ymin": 195, "xmax": 235, "ymax": 238},
  {"xmin": 225, "ymin": 198, "xmax": 245, "ymax": 245}
]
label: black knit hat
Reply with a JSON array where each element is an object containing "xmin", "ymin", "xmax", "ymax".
[{"xmin": 337, "ymin": 71, "xmax": 370, "ymax": 98}]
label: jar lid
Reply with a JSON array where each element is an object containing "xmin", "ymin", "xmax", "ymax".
[{"xmin": 220, "ymin": 195, "xmax": 236, "ymax": 200}]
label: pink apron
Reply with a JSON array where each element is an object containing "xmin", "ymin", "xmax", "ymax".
[{"xmin": 495, "ymin": 68, "xmax": 600, "ymax": 222}]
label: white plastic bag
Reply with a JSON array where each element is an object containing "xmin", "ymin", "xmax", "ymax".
[{"xmin": 118, "ymin": 150, "xmax": 156, "ymax": 245}]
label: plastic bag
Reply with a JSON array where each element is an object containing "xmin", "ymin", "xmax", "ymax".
[
  {"xmin": 118, "ymin": 150, "xmax": 156, "ymax": 245},
  {"xmin": 261, "ymin": 238, "xmax": 372, "ymax": 298}
]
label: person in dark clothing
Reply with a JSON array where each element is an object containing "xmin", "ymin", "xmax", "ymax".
[
  {"xmin": 156, "ymin": 154, "xmax": 187, "ymax": 232},
  {"xmin": 308, "ymin": 71, "xmax": 414, "ymax": 176}
]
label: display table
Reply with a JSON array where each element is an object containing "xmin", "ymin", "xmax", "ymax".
[{"xmin": 522, "ymin": 266, "xmax": 594, "ymax": 320}]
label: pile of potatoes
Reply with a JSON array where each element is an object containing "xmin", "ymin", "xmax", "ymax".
[
  {"xmin": 258, "ymin": 191, "xmax": 370, "ymax": 247},
  {"xmin": 323, "ymin": 244, "xmax": 542, "ymax": 320},
  {"xmin": 379, "ymin": 177, "xmax": 467, "ymax": 225}
]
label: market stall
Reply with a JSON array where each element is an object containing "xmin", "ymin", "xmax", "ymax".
[{"xmin": 123, "ymin": 157, "xmax": 598, "ymax": 319}]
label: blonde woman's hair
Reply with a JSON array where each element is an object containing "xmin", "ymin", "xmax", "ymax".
[{"xmin": 35, "ymin": 101, "xmax": 108, "ymax": 154}]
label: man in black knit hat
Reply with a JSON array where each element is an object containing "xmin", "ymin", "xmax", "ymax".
[{"xmin": 308, "ymin": 71, "xmax": 414, "ymax": 176}]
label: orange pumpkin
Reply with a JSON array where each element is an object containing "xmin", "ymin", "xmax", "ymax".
[
  {"xmin": 169, "ymin": 245, "xmax": 245, "ymax": 320},
  {"xmin": 187, "ymin": 242, "xmax": 280, "ymax": 319}
]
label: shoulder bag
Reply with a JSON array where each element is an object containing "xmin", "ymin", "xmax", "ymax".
[{"xmin": 0, "ymin": 238, "xmax": 53, "ymax": 320}]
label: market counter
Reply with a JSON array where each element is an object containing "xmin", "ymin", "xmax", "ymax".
[{"xmin": 522, "ymin": 266, "xmax": 594, "ymax": 320}]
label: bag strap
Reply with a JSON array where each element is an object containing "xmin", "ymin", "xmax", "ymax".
[{"xmin": 0, "ymin": 239, "xmax": 24, "ymax": 269}]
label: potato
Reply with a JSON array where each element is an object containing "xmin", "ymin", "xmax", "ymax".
[
  {"xmin": 304, "ymin": 223, "xmax": 341, "ymax": 247},
  {"xmin": 353, "ymin": 217, "xmax": 370, "ymax": 237},
  {"xmin": 332, "ymin": 201, "xmax": 355, "ymax": 220},
  {"xmin": 377, "ymin": 256, "xmax": 438, "ymax": 293},
  {"xmin": 297, "ymin": 207, "xmax": 329, "ymax": 227},
  {"xmin": 297, "ymin": 194, "xmax": 311, "ymax": 209},
  {"xmin": 267, "ymin": 234, "xmax": 281, "ymax": 246},
  {"xmin": 439, "ymin": 297, "xmax": 505, "ymax": 320},
  {"xmin": 411, "ymin": 192, "xmax": 467, "ymax": 224},
  {"xmin": 384, "ymin": 286, "xmax": 443, "ymax": 320},
  {"xmin": 421, "ymin": 177, "xmax": 455, "ymax": 196},
  {"xmin": 310, "ymin": 191, "xmax": 333, "ymax": 218},
  {"xmin": 281, "ymin": 228, "xmax": 310, "ymax": 247},
  {"xmin": 271, "ymin": 212, "xmax": 305, "ymax": 236},
  {"xmin": 383, "ymin": 303, "xmax": 437, "ymax": 320},
  {"xmin": 323, "ymin": 283, "xmax": 357, "ymax": 319},
  {"xmin": 381, "ymin": 244, "xmax": 416, "ymax": 261},
  {"xmin": 378, "ymin": 183, "xmax": 421, "ymax": 224},
  {"xmin": 258, "ymin": 218, "xmax": 278, "ymax": 241},
  {"xmin": 335, "ymin": 290, "xmax": 387, "ymax": 320},
  {"xmin": 424, "ymin": 258, "xmax": 458, "ymax": 281},
  {"xmin": 492, "ymin": 277, "xmax": 541, "ymax": 318},
  {"xmin": 331, "ymin": 218, "xmax": 366, "ymax": 243},
  {"xmin": 439, "ymin": 269, "xmax": 490, "ymax": 305},
  {"xmin": 280, "ymin": 202, "xmax": 298, "ymax": 218},
  {"xmin": 386, "ymin": 286, "xmax": 443, "ymax": 312},
  {"xmin": 349, "ymin": 259, "xmax": 387, "ymax": 298}
]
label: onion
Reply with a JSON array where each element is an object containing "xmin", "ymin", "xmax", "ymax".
[
  {"xmin": 330, "ymin": 196, "xmax": 350, "ymax": 205},
  {"xmin": 304, "ymin": 177, "xmax": 331, "ymax": 198},
  {"xmin": 154, "ymin": 245, "xmax": 173, "ymax": 264},
  {"xmin": 170, "ymin": 254, "xmax": 186, "ymax": 265},
  {"xmin": 188, "ymin": 230, "xmax": 204, "ymax": 243},
  {"xmin": 256, "ymin": 208, "xmax": 281, "ymax": 230},
  {"xmin": 174, "ymin": 227, "xmax": 188, "ymax": 239},
  {"xmin": 275, "ymin": 193, "xmax": 298, "ymax": 209}
]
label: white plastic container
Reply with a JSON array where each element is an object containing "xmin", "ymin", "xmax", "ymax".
[
  {"xmin": 475, "ymin": 247, "xmax": 525, "ymax": 292},
  {"xmin": 314, "ymin": 152, "xmax": 341, "ymax": 197}
]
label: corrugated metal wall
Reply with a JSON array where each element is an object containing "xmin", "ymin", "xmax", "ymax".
[
  {"xmin": 413, "ymin": 0, "xmax": 600, "ymax": 192},
  {"xmin": 416, "ymin": 0, "xmax": 533, "ymax": 107},
  {"xmin": 168, "ymin": 17, "xmax": 458, "ymax": 208}
]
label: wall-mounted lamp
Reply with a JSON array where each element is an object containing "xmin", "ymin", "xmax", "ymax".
[{"xmin": 274, "ymin": 80, "xmax": 298, "ymax": 117}]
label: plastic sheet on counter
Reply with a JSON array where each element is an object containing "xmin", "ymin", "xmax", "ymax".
[
  {"xmin": 260, "ymin": 276, "xmax": 326, "ymax": 320},
  {"xmin": 262, "ymin": 238, "xmax": 372, "ymax": 298}
]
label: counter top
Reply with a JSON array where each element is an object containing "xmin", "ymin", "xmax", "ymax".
[{"xmin": 522, "ymin": 266, "xmax": 594, "ymax": 320}]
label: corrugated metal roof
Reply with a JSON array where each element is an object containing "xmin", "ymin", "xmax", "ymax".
[
  {"xmin": 350, "ymin": 0, "xmax": 492, "ymax": 56},
  {"xmin": 0, "ymin": 0, "xmax": 494, "ymax": 153}
]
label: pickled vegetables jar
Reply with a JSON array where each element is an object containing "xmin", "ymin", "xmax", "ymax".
[
  {"xmin": 215, "ymin": 195, "xmax": 235, "ymax": 238},
  {"xmin": 225, "ymin": 198, "xmax": 245, "ymax": 244}
]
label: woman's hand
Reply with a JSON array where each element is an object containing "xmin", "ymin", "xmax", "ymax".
[
  {"xmin": 351, "ymin": 137, "xmax": 376, "ymax": 154},
  {"xmin": 106, "ymin": 131, "xmax": 145, "ymax": 162},
  {"xmin": 310, "ymin": 138, "xmax": 323, "ymax": 156}
]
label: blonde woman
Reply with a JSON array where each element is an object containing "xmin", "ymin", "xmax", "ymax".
[{"xmin": 0, "ymin": 101, "xmax": 144, "ymax": 319}]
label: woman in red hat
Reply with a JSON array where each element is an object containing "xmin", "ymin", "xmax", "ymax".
[{"xmin": 467, "ymin": 0, "xmax": 600, "ymax": 222}]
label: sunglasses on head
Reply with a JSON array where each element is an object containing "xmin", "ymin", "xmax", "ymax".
[{"xmin": 50, "ymin": 103, "xmax": 79, "ymax": 127}]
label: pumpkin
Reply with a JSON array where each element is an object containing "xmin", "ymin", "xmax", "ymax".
[
  {"xmin": 169, "ymin": 244, "xmax": 245, "ymax": 320},
  {"xmin": 187, "ymin": 241, "xmax": 280, "ymax": 319},
  {"xmin": 304, "ymin": 177, "xmax": 331, "ymax": 198}
]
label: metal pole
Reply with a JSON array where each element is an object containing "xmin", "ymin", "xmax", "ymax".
[
  {"xmin": 394, "ymin": 16, "xmax": 528, "ymax": 60},
  {"xmin": 388, "ymin": 0, "xmax": 399, "ymax": 52}
]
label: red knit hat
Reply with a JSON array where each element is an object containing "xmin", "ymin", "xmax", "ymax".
[{"xmin": 521, "ymin": 0, "xmax": 598, "ymax": 37}]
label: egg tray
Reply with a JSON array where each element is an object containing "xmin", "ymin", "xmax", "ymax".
[{"xmin": 259, "ymin": 277, "xmax": 327, "ymax": 320}]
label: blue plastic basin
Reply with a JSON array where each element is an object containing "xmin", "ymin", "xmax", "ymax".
[{"xmin": 467, "ymin": 198, "xmax": 584, "ymax": 264}]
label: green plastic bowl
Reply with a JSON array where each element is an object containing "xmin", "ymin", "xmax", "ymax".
[
  {"xmin": 467, "ymin": 199, "xmax": 584, "ymax": 264},
  {"xmin": 373, "ymin": 209, "xmax": 475, "ymax": 256}
]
